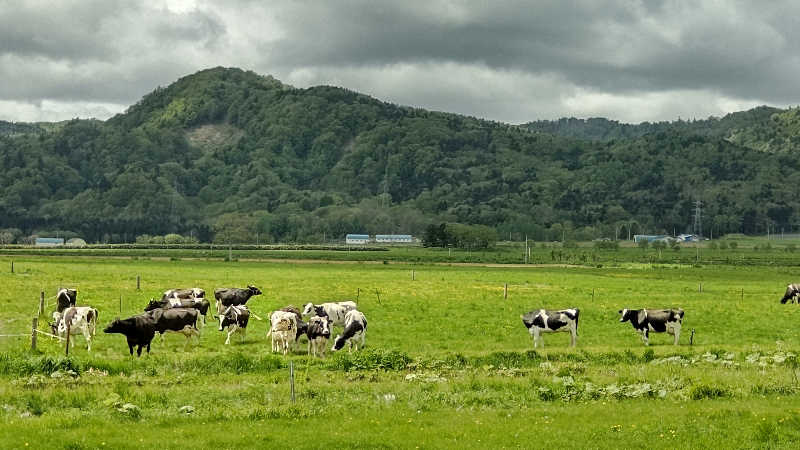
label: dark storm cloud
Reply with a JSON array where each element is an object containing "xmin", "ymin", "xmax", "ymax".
[
  {"xmin": 264, "ymin": 0, "xmax": 800, "ymax": 104},
  {"xmin": 0, "ymin": 1, "xmax": 798, "ymax": 122}
]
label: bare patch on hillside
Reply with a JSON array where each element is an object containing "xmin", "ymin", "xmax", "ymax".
[{"xmin": 186, "ymin": 124, "xmax": 244, "ymax": 151}]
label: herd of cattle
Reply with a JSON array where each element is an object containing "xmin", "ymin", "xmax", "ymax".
[
  {"xmin": 49, "ymin": 286, "xmax": 367, "ymax": 357},
  {"xmin": 45, "ymin": 282, "xmax": 800, "ymax": 355}
]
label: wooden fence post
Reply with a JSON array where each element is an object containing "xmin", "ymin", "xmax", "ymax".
[
  {"xmin": 504, "ymin": 283, "xmax": 508, "ymax": 299},
  {"xmin": 38, "ymin": 291, "xmax": 45, "ymax": 317},
  {"xmin": 289, "ymin": 361, "xmax": 296, "ymax": 403},
  {"xmin": 411, "ymin": 270, "xmax": 415, "ymax": 281},
  {"xmin": 592, "ymin": 288, "xmax": 595, "ymax": 302},
  {"xmin": 690, "ymin": 328, "xmax": 695, "ymax": 346},
  {"xmin": 65, "ymin": 323, "xmax": 71, "ymax": 356},
  {"xmin": 11, "ymin": 261, "xmax": 13, "ymax": 273},
  {"xmin": 31, "ymin": 318, "xmax": 38, "ymax": 351},
  {"xmin": 137, "ymin": 275, "xmax": 140, "ymax": 290},
  {"xmin": 119, "ymin": 295, "xmax": 122, "ymax": 314}
]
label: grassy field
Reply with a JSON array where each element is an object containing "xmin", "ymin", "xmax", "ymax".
[{"xmin": 1, "ymin": 255, "xmax": 800, "ymax": 448}]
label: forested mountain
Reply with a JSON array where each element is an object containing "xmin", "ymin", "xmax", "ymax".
[{"xmin": 1, "ymin": 67, "xmax": 799, "ymax": 244}]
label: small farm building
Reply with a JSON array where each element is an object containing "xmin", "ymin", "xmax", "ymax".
[
  {"xmin": 35, "ymin": 237, "xmax": 64, "ymax": 246},
  {"xmin": 375, "ymin": 234, "xmax": 413, "ymax": 244},
  {"xmin": 346, "ymin": 234, "xmax": 370, "ymax": 244},
  {"xmin": 633, "ymin": 235, "xmax": 670, "ymax": 243}
]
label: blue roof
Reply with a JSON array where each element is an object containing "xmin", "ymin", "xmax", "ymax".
[
  {"xmin": 375, "ymin": 235, "xmax": 412, "ymax": 239},
  {"xmin": 346, "ymin": 234, "xmax": 369, "ymax": 239}
]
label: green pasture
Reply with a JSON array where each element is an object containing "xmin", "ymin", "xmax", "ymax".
[{"xmin": 1, "ymin": 256, "xmax": 800, "ymax": 448}]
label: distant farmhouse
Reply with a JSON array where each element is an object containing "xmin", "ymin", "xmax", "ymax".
[
  {"xmin": 633, "ymin": 235, "xmax": 670, "ymax": 243},
  {"xmin": 35, "ymin": 237, "xmax": 64, "ymax": 246},
  {"xmin": 345, "ymin": 234, "xmax": 370, "ymax": 245},
  {"xmin": 345, "ymin": 234, "xmax": 414, "ymax": 244}
]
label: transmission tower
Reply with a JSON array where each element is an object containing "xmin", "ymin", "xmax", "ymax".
[{"xmin": 692, "ymin": 200, "xmax": 703, "ymax": 237}]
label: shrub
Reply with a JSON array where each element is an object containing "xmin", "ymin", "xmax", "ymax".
[{"xmin": 690, "ymin": 384, "xmax": 730, "ymax": 400}]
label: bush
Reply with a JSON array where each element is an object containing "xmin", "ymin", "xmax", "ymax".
[
  {"xmin": 728, "ymin": 241, "xmax": 738, "ymax": 249},
  {"xmin": 690, "ymin": 384, "xmax": 730, "ymax": 400}
]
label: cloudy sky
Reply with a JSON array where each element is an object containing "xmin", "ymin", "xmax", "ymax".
[{"xmin": 1, "ymin": 0, "xmax": 798, "ymax": 124}]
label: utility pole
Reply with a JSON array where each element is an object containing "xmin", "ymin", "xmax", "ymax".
[{"xmin": 693, "ymin": 200, "xmax": 703, "ymax": 238}]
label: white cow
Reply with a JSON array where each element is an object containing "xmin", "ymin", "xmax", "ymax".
[
  {"xmin": 520, "ymin": 308, "xmax": 580, "ymax": 348},
  {"xmin": 302, "ymin": 301, "xmax": 357, "ymax": 327},
  {"xmin": 331, "ymin": 310, "xmax": 367, "ymax": 353},
  {"xmin": 266, "ymin": 310, "xmax": 298, "ymax": 355},
  {"xmin": 50, "ymin": 306, "xmax": 98, "ymax": 351}
]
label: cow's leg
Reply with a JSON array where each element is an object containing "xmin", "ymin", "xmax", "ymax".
[
  {"xmin": 128, "ymin": 342, "xmax": 135, "ymax": 356},
  {"xmin": 225, "ymin": 325, "xmax": 236, "ymax": 345},
  {"xmin": 570, "ymin": 326, "xmax": 577, "ymax": 347},
  {"xmin": 533, "ymin": 328, "xmax": 542, "ymax": 348},
  {"xmin": 642, "ymin": 329, "xmax": 649, "ymax": 346},
  {"xmin": 673, "ymin": 324, "xmax": 681, "ymax": 345},
  {"xmin": 136, "ymin": 345, "xmax": 143, "ymax": 356}
]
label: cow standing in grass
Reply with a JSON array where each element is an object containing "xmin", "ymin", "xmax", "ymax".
[
  {"xmin": 331, "ymin": 310, "xmax": 367, "ymax": 353},
  {"xmin": 306, "ymin": 315, "xmax": 331, "ymax": 358},
  {"xmin": 104, "ymin": 315, "xmax": 157, "ymax": 356},
  {"xmin": 267, "ymin": 310, "xmax": 297, "ymax": 355},
  {"xmin": 618, "ymin": 308, "xmax": 684, "ymax": 345},
  {"xmin": 51, "ymin": 306, "xmax": 98, "ymax": 352},
  {"xmin": 520, "ymin": 308, "xmax": 579, "ymax": 348},
  {"xmin": 145, "ymin": 297, "xmax": 211, "ymax": 326},
  {"xmin": 219, "ymin": 305, "xmax": 250, "ymax": 345},
  {"xmin": 302, "ymin": 301, "xmax": 357, "ymax": 327},
  {"xmin": 214, "ymin": 285, "xmax": 262, "ymax": 317},
  {"xmin": 55, "ymin": 288, "xmax": 77, "ymax": 313},
  {"xmin": 780, "ymin": 284, "xmax": 800, "ymax": 304},
  {"xmin": 145, "ymin": 308, "xmax": 200, "ymax": 348}
]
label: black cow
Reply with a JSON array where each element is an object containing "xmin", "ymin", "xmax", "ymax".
[
  {"xmin": 619, "ymin": 308, "xmax": 684, "ymax": 346},
  {"xmin": 145, "ymin": 297, "xmax": 211, "ymax": 325},
  {"xmin": 213, "ymin": 285, "xmax": 262, "ymax": 317},
  {"xmin": 56, "ymin": 288, "xmax": 77, "ymax": 313},
  {"xmin": 104, "ymin": 315, "xmax": 157, "ymax": 356},
  {"xmin": 780, "ymin": 284, "xmax": 800, "ymax": 304},
  {"xmin": 146, "ymin": 308, "xmax": 200, "ymax": 346},
  {"xmin": 520, "ymin": 308, "xmax": 579, "ymax": 348},
  {"xmin": 219, "ymin": 305, "xmax": 250, "ymax": 344}
]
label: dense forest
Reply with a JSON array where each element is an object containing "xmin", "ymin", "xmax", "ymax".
[{"xmin": 1, "ymin": 67, "xmax": 799, "ymax": 244}]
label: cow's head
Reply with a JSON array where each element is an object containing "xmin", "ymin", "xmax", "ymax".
[
  {"xmin": 331, "ymin": 334, "xmax": 345, "ymax": 351},
  {"xmin": 247, "ymin": 285, "xmax": 262, "ymax": 296},
  {"xmin": 302, "ymin": 303, "xmax": 315, "ymax": 316},
  {"xmin": 274, "ymin": 317, "xmax": 293, "ymax": 332},
  {"xmin": 144, "ymin": 299, "xmax": 161, "ymax": 311},
  {"xmin": 219, "ymin": 306, "xmax": 233, "ymax": 331},
  {"xmin": 618, "ymin": 309, "xmax": 633, "ymax": 322},
  {"xmin": 104, "ymin": 317, "xmax": 124, "ymax": 334},
  {"xmin": 310, "ymin": 316, "xmax": 330, "ymax": 338}
]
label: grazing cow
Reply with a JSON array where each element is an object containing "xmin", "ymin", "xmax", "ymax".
[
  {"xmin": 301, "ymin": 301, "xmax": 357, "ymax": 327},
  {"xmin": 145, "ymin": 297, "xmax": 211, "ymax": 326},
  {"xmin": 780, "ymin": 284, "xmax": 800, "ymax": 304},
  {"xmin": 520, "ymin": 308, "xmax": 580, "ymax": 348},
  {"xmin": 219, "ymin": 305, "xmax": 250, "ymax": 345},
  {"xmin": 161, "ymin": 288, "xmax": 205, "ymax": 302},
  {"xmin": 50, "ymin": 306, "xmax": 98, "ymax": 351},
  {"xmin": 331, "ymin": 310, "xmax": 367, "ymax": 352},
  {"xmin": 619, "ymin": 308, "xmax": 684, "ymax": 345},
  {"xmin": 104, "ymin": 315, "xmax": 157, "ymax": 356},
  {"xmin": 145, "ymin": 308, "xmax": 200, "ymax": 347},
  {"xmin": 214, "ymin": 285, "xmax": 262, "ymax": 317},
  {"xmin": 266, "ymin": 310, "xmax": 298, "ymax": 355},
  {"xmin": 55, "ymin": 288, "xmax": 77, "ymax": 313},
  {"xmin": 306, "ymin": 315, "xmax": 331, "ymax": 358}
]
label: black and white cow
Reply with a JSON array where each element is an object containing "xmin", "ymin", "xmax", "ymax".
[
  {"xmin": 306, "ymin": 315, "xmax": 331, "ymax": 358},
  {"xmin": 520, "ymin": 308, "xmax": 579, "ymax": 348},
  {"xmin": 145, "ymin": 297, "xmax": 211, "ymax": 326},
  {"xmin": 104, "ymin": 315, "xmax": 157, "ymax": 356},
  {"xmin": 162, "ymin": 288, "xmax": 205, "ymax": 302},
  {"xmin": 302, "ymin": 301, "xmax": 357, "ymax": 327},
  {"xmin": 780, "ymin": 284, "xmax": 800, "ymax": 304},
  {"xmin": 219, "ymin": 305, "xmax": 250, "ymax": 345},
  {"xmin": 50, "ymin": 306, "xmax": 98, "ymax": 351},
  {"xmin": 55, "ymin": 288, "xmax": 77, "ymax": 313},
  {"xmin": 213, "ymin": 285, "xmax": 262, "ymax": 317},
  {"xmin": 618, "ymin": 308, "xmax": 684, "ymax": 346},
  {"xmin": 331, "ymin": 310, "xmax": 367, "ymax": 352},
  {"xmin": 145, "ymin": 308, "xmax": 200, "ymax": 346}
]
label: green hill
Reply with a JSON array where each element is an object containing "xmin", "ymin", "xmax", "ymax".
[{"xmin": 0, "ymin": 67, "xmax": 798, "ymax": 243}]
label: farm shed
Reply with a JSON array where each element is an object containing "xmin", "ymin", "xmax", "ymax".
[
  {"xmin": 375, "ymin": 234, "xmax": 413, "ymax": 244},
  {"xmin": 345, "ymin": 234, "xmax": 369, "ymax": 244},
  {"xmin": 633, "ymin": 234, "xmax": 670, "ymax": 243},
  {"xmin": 35, "ymin": 237, "xmax": 64, "ymax": 246}
]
